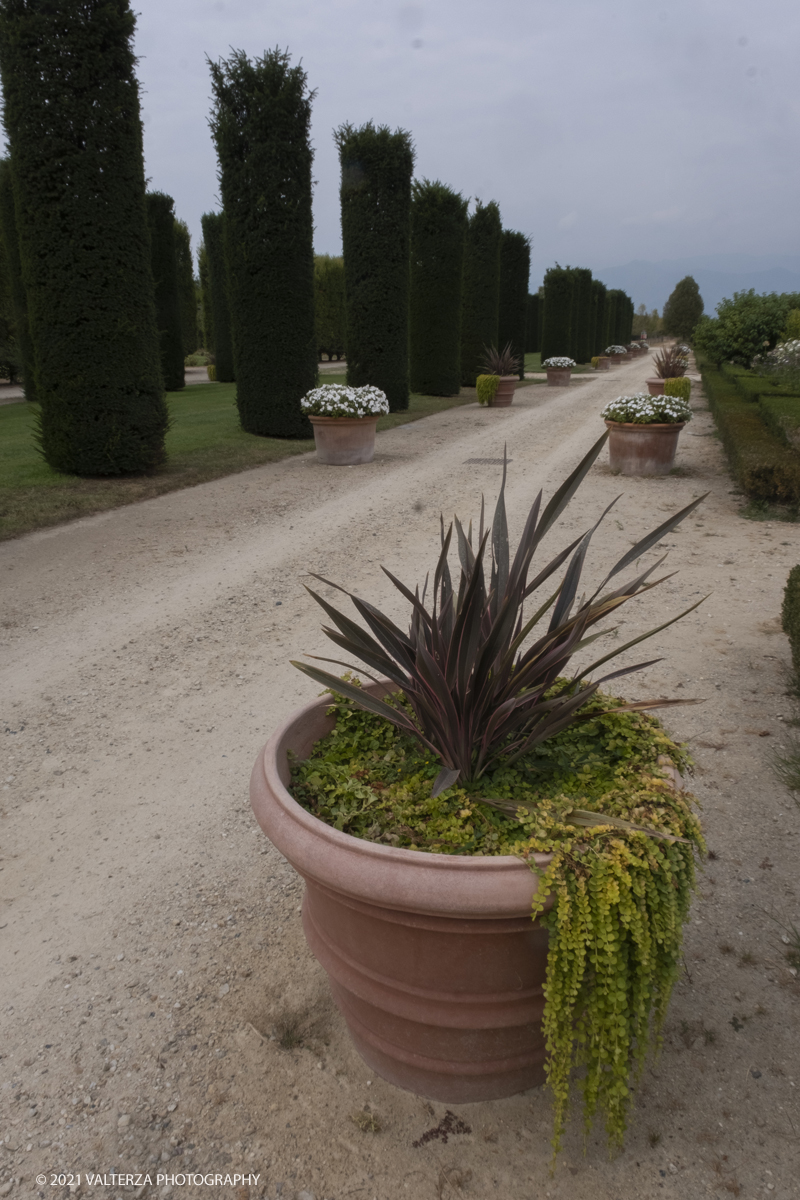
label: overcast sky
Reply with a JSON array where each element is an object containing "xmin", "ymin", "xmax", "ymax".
[{"xmin": 129, "ymin": 0, "xmax": 800, "ymax": 288}]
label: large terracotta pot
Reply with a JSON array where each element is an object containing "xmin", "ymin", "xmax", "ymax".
[
  {"xmin": 605, "ymin": 420, "xmax": 685, "ymax": 476},
  {"xmin": 250, "ymin": 684, "xmax": 552, "ymax": 1103},
  {"xmin": 309, "ymin": 414, "xmax": 378, "ymax": 465},
  {"xmin": 489, "ymin": 375, "xmax": 517, "ymax": 407},
  {"xmin": 646, "ymin": 377, "xmax": 665, "ymax": 396},
  {"xmin": 608, "ymin": 353, "xmax": 623, "ymax": 365},
  {"xmin": 545, "ymin": 368, "xmax": 572, "ymax": 387},
  {"xmin": 596, "ymin": 357, "xmax": 610, "ymax": 371}
]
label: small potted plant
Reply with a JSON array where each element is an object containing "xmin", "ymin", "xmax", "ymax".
[
  {"xmin": 250, "ymin": 440, "xmax": 706, "ymax": 1162},
  {"xmin": 478, "ymin": 342, "xmax": 521, "ymax": 406},
  {"xmin": 475, "ymin": 373, "xmax": 500, "ymax": 406},
  {"xmin": 646, "ymin": 344, "xmax": 689, "ymax": 396},
  {"xmin": 301, "ymin": 382, "xmax": 389, "ymax": 465},
  {"xmin": 542, "ymin": 356, "xmax": 576, "ymax": 386},
  {"xmin": 604, "ymin": 344, "xmax": 628, "ymax": 365},
  {"xmin": 601, "ymin": 390, "xmax": 692, "ymax": 474}
]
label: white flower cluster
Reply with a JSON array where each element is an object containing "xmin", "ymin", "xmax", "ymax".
[
  {"xmin": 605, "ymin": 345, "xmax": 629, "ymax": 355},
  {"xmin": 543, "ymin": 357, "xmax": 576, "ymax": 369},
  {"xmin": 754, "ymin": 338, "xmax": 800, "ymax": 376},
  {"xmin": 639, "ymin": 341, "xmax": 650, "ymax": 349},
  {"xmin": 301, "ymin": 383, "xmax": 390, "ymax": 418},
  {"xmin": 600, "ymin": 392, "xmax": 692, "ymax": 425}
]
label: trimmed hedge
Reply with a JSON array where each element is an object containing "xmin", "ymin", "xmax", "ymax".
[
  {"xmin": 570, "ymin": 266, "xmax": 593, "ymax": 363},
  {"xmin": 781, "ymin": 566, "xmax": 800, "ymax": 673},
  {"xmin": 664, "ymin": 377, "xmax": 691, "ymax": 403},
  {"xmin": 409, "ymin": 180, "xmax": 468, "ymax": 395},
  {"xmin": 591, "ymin": 279, "xmax": 607, "ymax": 355},
  {"xmin": 698, "ymin": 354, "xmax": 800, "ymax": 501},
  {"xmin": 526, "ymin": 293, "xmax": 540, "ymax": 353},
  {"xmin": 200, "ymin": 213, "xmax": 235, "ymax": 383},
  {"xmin": 198, "ymin": 241, "xmax": 212, "ymax": 350},
  {"xmin": 336, "ymin": 121, "xmax": 415, "ymax": 412},
  {"xmin": 174, "ymin": 218, "xmax": 198, "ymax": 357},
  {"xmin": 758, "ymin": 394, "xmax": 800, "ymax": 450},
  {"xmin": 497, "ymin": 230, "xmax": 530, "ymax": 381},
  {"xmin": 314, "ymin": 255, "xmax": 347, "ymax": 362},
  {"xmin": 0, "ymin": 159, "xmax": 33, "ymax": 396},
  {"xmin": 460, "ymin": 200, "xmax": 502, "ymax": 387},
  {"xmin": 0, "ymin": 0, "xmax": 167, "ymax": 475},
  {"xmin": 210, "ymin": 48, "xmax": 316, "ymax": 436},
  {"xmin": 146, "ymin": 193, "xmax": 184, "ymax": 391},
  {"xmin": 540, "ymin": 265, "xmax": 573, "ymax": 361}
]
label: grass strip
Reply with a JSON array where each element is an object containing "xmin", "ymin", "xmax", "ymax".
[{"xmin": 0, "ymin": 381, "xmax": 480, "ymax": 541}]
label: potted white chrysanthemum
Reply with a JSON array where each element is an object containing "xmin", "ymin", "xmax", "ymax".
[
  {"xmin": 301, "ymin": 383, "xmax": 389, "ymax": 465},
  {"xmin": 601, "ymin": 392, "xmax": 692, "ymax": 475},
  {"xmin": 542, "ymin": 356, "xmax": 576, "ymax": 387},
  {"xmin": 605, "ymin": 344, "xmax": 629, "ymax": 365}
]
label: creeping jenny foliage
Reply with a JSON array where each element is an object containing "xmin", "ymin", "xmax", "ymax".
[
  {"xmin": 409, "ymin": 179, "xmax": 468, "ymax": 396},
  {"xmin": 0, "ymin": 0, "xmax": 168, "ymax": 475},
  {"xmin": 336, "ymin": 121, "xmax": 415, "ymax": 412},
  {"xmin": 292, "ymin": 690, "xmax": 704, "ymax": 1157},
  {"xmin": 209, "ymin": 48, "xmax": 316, "ymax": 437}
]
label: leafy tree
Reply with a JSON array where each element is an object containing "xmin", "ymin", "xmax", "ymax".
[
  {"xmin": 540, "ymin": 264, "xmax": 573, "ymax": 360},
  {"xmin": 210, "ymin": 48, "xmax": 316, "ymax": 436},
  {"xmin": 497, "ymin": 230, "xmax": 531, "ymax": 381},
  {"xmin": 460, "ymin": 200, "xmax": 502, "ymax": 386},
  {"xmin": 336, "ymin": 121, "xmax": 415, "ymax": 411},
  {"xmin": 409, "ymin": 180, "xmax": 468, "ymax": 395},
  {"xmin": 146, "ymin": 193, "xmax": 184, "ymax": 391},
  {"xmin": 0, "ymin": 0, "xmax": 167, "ymax": 474},
  {"xmin": 314, "ymin": 255, "xmax": 347, "ymax": 361},
  {"xmin": 693, "ymin": 289, "xmax": 800, "ymax": 367},
  {"xmin": 174, "ymin": 218, "xmax": 199, "ymax": 356},
  {"xmin": 662, "ymin": 276, "xmax": 704, "ymax": 341},
  {"xmin": 200, "ymin": 212, "xmax": 235, "ymax": 382}
]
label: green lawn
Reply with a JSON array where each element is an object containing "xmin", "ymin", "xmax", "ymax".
[
  {"xmin": 0, "ymin": 380, "xmax": 482, "ymax": 541},
  {"xmin": 524, "ymin": 352, "xmax": 594, "ymax": 375}
]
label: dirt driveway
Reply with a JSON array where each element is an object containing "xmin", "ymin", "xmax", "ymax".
[{"xmin": 2, "ymin": 358, "xmax": 799, "ymax": 1200}]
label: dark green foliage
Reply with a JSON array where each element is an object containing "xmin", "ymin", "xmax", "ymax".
[
  {"xmin": 540, "ymin": 265, "xmax": 573, "ymax": 361},
  {"xmin": 460, "ymin": 200, "xmax": 502, "ymax": 387},
  {"xmin": 174, "ymin": 218, "xmax": 198, "ymax": 357},
  {"xmin": 314, "ymin": 255, "xmax": 347, "ymax": 361},
  {"xmin": 758, "ymin": 393, "xmax": 800, "ymax": 450},
  {"xmin": 693, "ymin": 289, "xmax": 800, "ymax": 368},
  {"xmin": 336, "ymin": 121, "xmax": 415, "ymax": 411},
  {"xmin": 409, "ymin": 180, "xmax": 468, "ymax": 395},
  {"xmin": 782, "ymin": 566, "xmax": 800, "ymax": 674},
  {"xmin": 0, "ymin": 0, "xmax": 167, "ymax": 475},
  {"xmin": 698, "ymin": 353, "xmax": 800, "ymax": 501},
  {"xmin": 590, "ymin": 279, "xmax": 606, "ymax": 355},
  {"xmin": 0, "ymin": 158, "xmax": 32, "ymax": 395},
  {"xmin": 200, "ymin": 213, "xmax": 235, "ymax": 383},
  {"xmin": 662, "ymin": 276, "xmax": 704, "ymax": 341},
  {"xmin": 146, "ymin": 193, "xmax": 184, "ymax": 392},
  {"xmin": 210, "ymin": 47, "xmax": 316, "ymax": 436},
  {"xmin": 198, "ymin": 241, "xmax": 212, "ymax": 350},
  {"xmin": 526, "ymin": 293, "xmax": 540, "ymax": 353},
  {"xmin": 569, "ymin": 267, "xmax": 593, "ymax": 363},
  {"xmin": 497, "ymin": 230, "xmax": 530, "ymax": 382},
  {"xmin": 606, "ymin": 289, "xmax": 629, "ymax": 346}
]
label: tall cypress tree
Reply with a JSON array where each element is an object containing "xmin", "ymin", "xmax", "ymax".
[
  {"xmin": 663, "ymin": 276, "xmax": 704, "ymax": 341},
  {"xmin": 146, "ymin": 193, "xmax": 184, "ymax": 392},
  {"xmin": 540, "ymin": 265, "xmax": 574, "ymax": 361},
  {"xmin": 498, "ymin": 230, "xmax": 530, "ymax": 381},
  {"xmin": 526, "ymin": 293, "xmax": 540, "ymax": 353},
  {"xmin": 0, "ymin": 0, "xmax": 166, "ymax": 475},
  {"xmin": 200, "ymin": 213, "xmax": 235, "ymax": 382},
  {"xmin": 198, "ymin": 241, "xmax": 212, "ymax": 350},
  {"xmin": 174, "ymin": 218, "xmax": 198, "ymax": 357},
  {"xmin": 460, "ymin": 200, "xmax": 502, "ymax": 386},
  {"xmin": 591, "ymin": 279, "xmax": 606, "ymax": 355},
  {"xmin": 0, "ymin": 158, "xmax": 33, "ymax": 399},
  {"xmin": 409, "ymin": 179, "xmax": 467, "ymax": 396},
  {"xmin": 570, "ymin": 267, "xmax": 593, "ymax": 363},
  {"xmin": 210, "ymin": 48, "xmax": 316, "ymax": 436},
  {"xmin": 336, "ymin": 121, "xmax": 415, "ymax": 411},
  {"xmin": 314, "ymin": 255, "xmax": 347, "ymax": 361}
]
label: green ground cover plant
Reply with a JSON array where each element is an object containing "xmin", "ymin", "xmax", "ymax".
[{"xmin": 0, "ymin": 383, "xmax": 478, "ymax": 541}]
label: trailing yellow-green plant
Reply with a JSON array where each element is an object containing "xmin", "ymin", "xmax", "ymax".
[
  {"xmin": 207, "ymin": 363, "xmax": 217, "ymax": 381},
  {"xmin": 476, "ymin": 372, "xmax": 499, "ymax": 405},
  {"xmin": 591, "ymin": 356, "xmax": 600, "ymax": 369},
  {"xmin": 664, "ymin": 376, "xmax": 691, "ymax": 403}
]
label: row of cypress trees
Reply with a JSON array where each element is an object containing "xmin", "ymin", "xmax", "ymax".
[{"xmin": 539, "ymin": 265, "xmax": 634, "ymax": 362}]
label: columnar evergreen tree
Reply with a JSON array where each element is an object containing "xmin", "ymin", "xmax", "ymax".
[
  {"xmin": 526, "ymin": 293, "xmax": 540, "ymax": 353},
  {"xmin": 198, "ymin": 241, "xmax": 212, "ymax": 350},
  {"xmin": 540, "ymin": 265, "xmax": 574, "ymax": 361},
  {"xmin": 569, "ymin": 267, "xmax": 593, "ymax": 363},
  {"xmin": 409, "ymin": 180, "xmax": 468, "ymax": 395},
  {"xmin": 174, "ymin": 218, "xmax": 198, "ymax": 357},
  {"xmin": 0, "ymin": 158, "xmax": 33, "ymax": 397},
  {"xmin": 146, "ymin": 193, "xmax": 184, "ymax": 391},
  {"xmin": 0, "ymin": 0, "xmax": 167, "ymax": 474},
  {"xmin": 497, "ymin": 230, "xmax": 531, "ymax": 381},
  {"xmin": 604, "ymin": 290, "xmax": 620, "ymax": 348},
  {"xmin": 460, "ymin": 200, "xmax": 502, "ymax": 386},
  {"xmin": 336, "ymin": 121, "xmax": 415, "ymax": 411},
  {"xmin": 200, "ymin": 213, "xmax": 235, "ymax": 382},
  {"xmin": 210, "ymin": 48, "xmax": 316, "ymax": 436},
  {"xmin": 663, "ymin": 275, "xmax": 704, "ymax": 341},
  {"xmin": 590, "ymin": 279, "xmax": 606, "ymax": 355},
  {"xmin": 314, "ymin": 255, "xmax": 347, "ymax": 361}
]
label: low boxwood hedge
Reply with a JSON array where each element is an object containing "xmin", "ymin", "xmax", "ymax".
[{"xmin": 758, "ymin": 393, "xmax": 800, "ymax": 450}]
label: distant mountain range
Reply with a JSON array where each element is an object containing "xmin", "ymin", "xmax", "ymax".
[{"xmin": 536, "ymin": 255, "xmax": 800, "ymax": 316}]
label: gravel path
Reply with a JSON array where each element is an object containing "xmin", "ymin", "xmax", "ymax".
[{"xmin": 2, "ymin": 357, "xmax": 799, "ymax": 1199}]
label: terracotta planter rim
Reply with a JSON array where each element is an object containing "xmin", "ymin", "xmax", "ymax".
[
  {"xmin": 604, "ymin": 420, "xmax": 686, "ymax": 431},
  {"xmin": 308, "ymin": 414, "xmax": 380, "ymax": 426}
]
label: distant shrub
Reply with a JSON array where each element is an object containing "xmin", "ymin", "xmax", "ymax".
[
  {"xmin": 664, "ymin": 377, "xmax": 691, "ymax": 403},
  {"xmin": 476, "ymin": 374, "xmax": 499, "ymax": 405}
]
